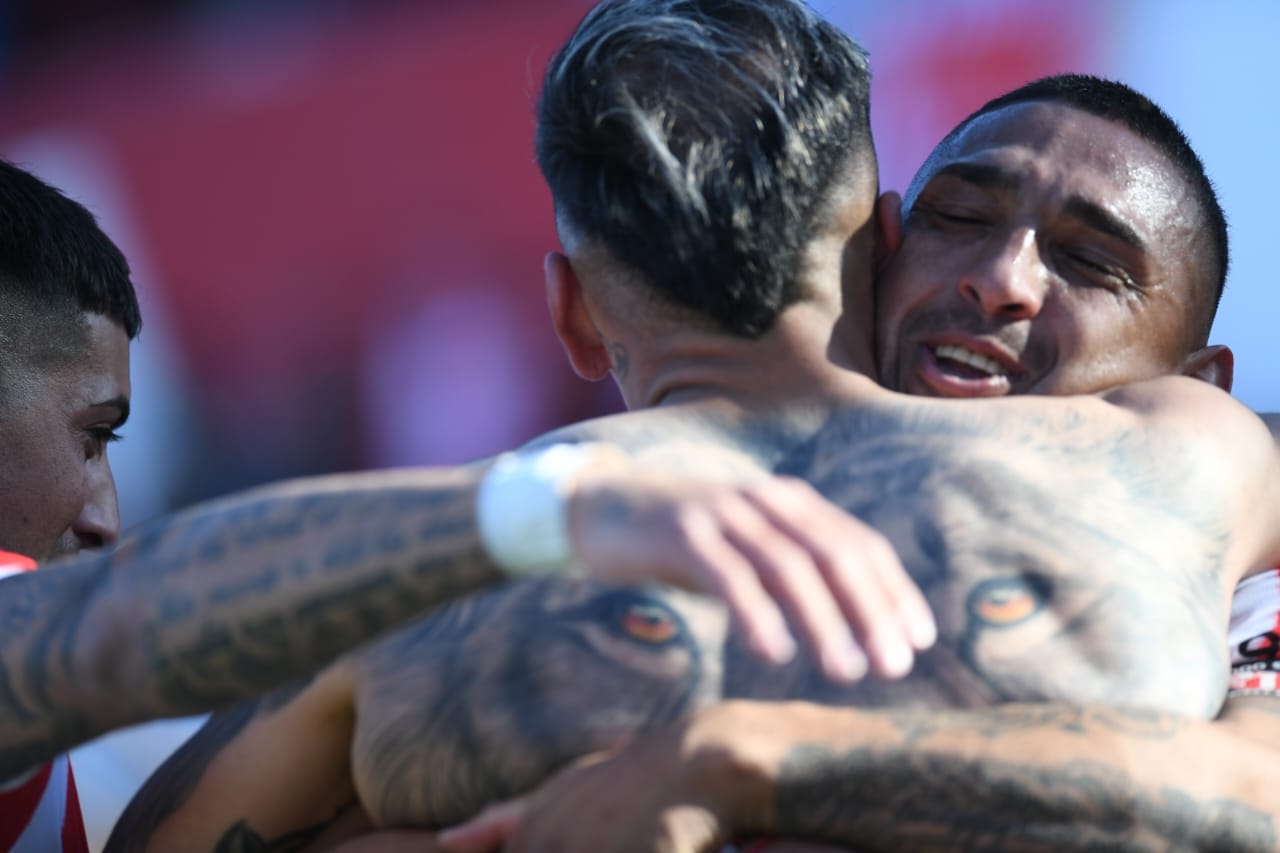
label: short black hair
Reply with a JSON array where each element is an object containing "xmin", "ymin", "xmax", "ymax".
[
  {"xmin": 0, "ymin": 159, "xmax": 140, "ymax": 378},
  {"xmin": 537, "ymin": 0, "xmax": 873, "ymax": 337},
  {"xmin": 918, "ymin": 74, "xmax": 1227, "ymax": 343}
]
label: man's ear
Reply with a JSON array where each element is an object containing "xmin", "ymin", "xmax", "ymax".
[
  {"xmin": 1181, "ymin": 344, "xmax": 1234, "ymax": 392},
  {"xmin": 874, "ymin": 191, "xmax": 903, "ymax": 274},
  {"xmin": 546, "ymin": 251, "xmax": 612, "ymax": 380}
]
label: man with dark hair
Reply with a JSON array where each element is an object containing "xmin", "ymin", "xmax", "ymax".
[
  {"xmin": 877, "ymin": 72, "xmax": 1232, "ymax": 401},
  {"xmin": 0, "ymin": 159, "xmax": 140, "ymax": 562},
  {"xmin": 0, "ymin": 157, "xmax": 141, "ymax": 849},
  {"xmin": 0, "ymin": 158, "xmax": 777, "ymax": 847},
  {"xmin": 536, "ymin": 0, "xmax": 873, "ymax": 341},
  {"xmin": 439, "ymin": 64, "xmax": 1278, "ymax": 853},
  {"xmin": 103, "ymin": 2, "xmax": 1280, "ymax": 852}
]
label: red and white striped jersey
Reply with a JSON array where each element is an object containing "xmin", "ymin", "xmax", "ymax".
[{"xmin": 1230, "ymin": 567, "xmax": 1280, "ymax": 667}]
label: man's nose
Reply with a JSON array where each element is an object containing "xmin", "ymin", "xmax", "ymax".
[
  {"xmin": 74, "ymin": 461, "xmax": 120, "ymax": 549},
  {"xmin": 958, "ymin": 228, "xmax": 1047, "ymax": 320}
]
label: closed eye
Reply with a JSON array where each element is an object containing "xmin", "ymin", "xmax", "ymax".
[
  {"xmin": 936, "ymin": 209, "xmax": 990, "ymax": 225},
  {"xmin": 909, "ymin": 200, "xmax": 994, "ymax": 231},
  {"xmin": 1060, "ymin": 247, "xmax": 1134, "ymax": 290},
  {"xmin": 87, "ymin": 427, "xmax": 124, "ymax": 457}
]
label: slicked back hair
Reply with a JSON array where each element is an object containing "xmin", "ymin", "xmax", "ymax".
[
  {"xmin": 910, "ymin": 73, "xmax": 1227, "ymax": 345},
  {"xmin": 537, "ymin": 0, "xmax": 873, "ymax": 338},
  {"xmin": 0, "ymin": 160, "xmax": 140, "ymax": 387}
]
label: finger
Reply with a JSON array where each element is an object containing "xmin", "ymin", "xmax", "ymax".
[
  {"xmin": 675, "ymin": 507, "xmax": 799, "ymax": 665},
  {"xmin": 568, "ymin": 477, "xmax": 799, "ymax": 667},
  {"xmin": 744, "ymin": 480, "xmax": 916, "ymax": 679},
  {"xmin": 437, "ymin": 799, "xmax": 526, "ymax": 853},
  {"xmin": 816, "ymin": 522, "xmax": 928, "ymax": 678},
  {"xmin": 856, "ymin": 526, "xmax": 936, "ymax": 651},
  {"xmin": 715, "ymin": 495, "xmax": 868, "ymax": 682},
  {"xmin": 798, "ymin": 504, "xmax": 921, "ymax": 676}
]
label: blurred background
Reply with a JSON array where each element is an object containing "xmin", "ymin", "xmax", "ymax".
[{"xmin": 0, "ymin": 0, "xmax": 1271, "ymax": 847}]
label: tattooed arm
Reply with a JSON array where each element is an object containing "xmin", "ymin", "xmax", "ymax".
[
  {"xmin": 11, "ymin": 396, "xmax": 924, "ymax": 782},
  {"xmin": 450, "ymin": 696, "xmax": 1280, "ymax": 853},
  {"xmin": 761, "ymin": 698, "xmax": 1280, "ymax": 851},
  {"xmin": 0, "ymin": 465, "xmax": 500, "ymax": 780},
  {"xmin": 104, "ymin": 456, "xmax": 931, "ymax": 850}
]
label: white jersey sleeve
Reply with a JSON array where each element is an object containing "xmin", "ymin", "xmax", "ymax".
[{"xmin": 1228, "ymin": 568, "xmax": 1280, "ymax": 696}]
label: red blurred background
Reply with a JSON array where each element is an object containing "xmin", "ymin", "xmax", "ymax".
[{"xmin": 0, "ymin": 0, "xmax": 1114, "ymax": 529}]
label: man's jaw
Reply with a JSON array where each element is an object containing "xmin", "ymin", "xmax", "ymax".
[{"xmin": 907, "ymin": 337, "xmax": 1027, "ymax": 398}]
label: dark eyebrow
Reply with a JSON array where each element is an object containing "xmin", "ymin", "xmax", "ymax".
[
  {"xmin": 94, "ymin": 396, "xmax": 130, "ymax": 428},
  {"xmin": 929, "ymin": 161, "xmax": 1020, "ymax": 194},
  {"xmin": 1062, "ymin": 196, "xmax": 1146, "ymax": 253},
  {"xmin": 933, "ymin": 162, "xmax": 1148, "ymax": 253}
]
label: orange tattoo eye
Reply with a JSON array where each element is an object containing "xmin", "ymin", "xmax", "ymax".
[
  {"xmin": 621, "ymin": 603, "xmax": 680, "ymax": 644},
  {"xmin": 968, "ymin": 576, "xmax": 1047, "ymax": 627}
]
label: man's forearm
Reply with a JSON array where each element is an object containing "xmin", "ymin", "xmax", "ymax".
[
  {"xmin": 715, "ymin": 698, "xmax": 1279, "ymax": 851},
  {"xmin": 0, "ymin": 466, "xmax": 498, "ymax": 778}
]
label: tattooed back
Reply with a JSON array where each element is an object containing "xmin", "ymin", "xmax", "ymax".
[
  {"xmin": 784, "ymin": 393, "xmax": 1231, "ymax": 713},
  {"xmin": 353, "ymin": 383, "xmax": 1259, "ymax": 826}
]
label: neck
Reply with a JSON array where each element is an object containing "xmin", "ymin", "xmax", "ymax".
[{"xmin": 622, "ymin": 302, "xmax": 876, "ymax": 410}]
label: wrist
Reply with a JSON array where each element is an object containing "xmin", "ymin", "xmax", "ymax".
[
  {"xmin": 681, "ymin": 701, "xmax": 787, "ymax": 837},
  {"xmin": 476, "ymin": 442, "xmax": 629, "ymax": 577}
]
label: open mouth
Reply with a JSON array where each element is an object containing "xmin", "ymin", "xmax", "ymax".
[
  {"xmin": 914, "ymin": 343, "xmax": 1019, "ymax": 397},
  {"xmin": 933, "ymin": 344, "xmax": 1009, "ymax": 379}
]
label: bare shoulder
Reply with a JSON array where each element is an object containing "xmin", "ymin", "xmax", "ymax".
[
  {"xmin": 1101, "ymin": 376, "xmax": 1274, "ymax": 456},
  {"xmin": 1102, "ymin": 376, "xmax": 1280, "ymax": 573},
  {"xmin": 1102, "ymin": 374, "xmax": 1254, "ymax": 422},
  {"xmin": 521, "ymin": 401, "xmax": 792, "ymax": 479}
]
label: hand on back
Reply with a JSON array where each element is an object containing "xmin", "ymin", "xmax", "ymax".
[{"xmin": 565, "ymin": 457, "xmax": 936, "ymax": 682}]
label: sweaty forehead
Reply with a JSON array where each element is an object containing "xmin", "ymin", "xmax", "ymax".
[
  {"xmin": 51, "ymin": 313, "xmax": 132, "ymax": 410},
  {"xmin": 925, "ymin": 102, "xmax": 1196, "ymax": 220},
  {"xmin": 916, "ymin": 100, "xmax": 1205, "ymax": 281}
]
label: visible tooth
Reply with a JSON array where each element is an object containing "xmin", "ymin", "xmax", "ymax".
[{"xmin": 934, "ymin": 344, "xmax": 1006, "ymax": 377}]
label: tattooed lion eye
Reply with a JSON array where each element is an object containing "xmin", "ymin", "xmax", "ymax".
[
  {"xmin": 620, "ymin": 603, "xmax": 680, "ymax": 644},
  {"xmin": 968, "ymin": 576, "xmax": 1048, "ymax": 627}
]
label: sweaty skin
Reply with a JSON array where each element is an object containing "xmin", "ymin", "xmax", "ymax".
[
  {"xmin": 875, "ymin": 102, "xmax": 1214, "ymax": 400},
  {"xmin": 349, "ymin": 386, "xmax": 1244, "ymax": 827},
  {"xmin": 101, "ymin": 68, "xmax": 1280, "ymax": 853},
  {"xmin": 107, "ymin": 375, "xmax": 1280, "ymax": 850}
]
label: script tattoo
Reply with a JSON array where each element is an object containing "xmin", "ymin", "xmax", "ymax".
[
  {"xmin": 124, "ymin": 488, "xmax": 483, "ymax": 708},
  {"xmin": 775, "ymin": 742, "xmax": 1276, "ymax": 851},
  {"xmin": 884, "ymin": 703, "xmax": 1188, "ymax": 746},
  {"xmin": 0, "ymin": 469, "xmax": 497, "ymax": 780}
]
